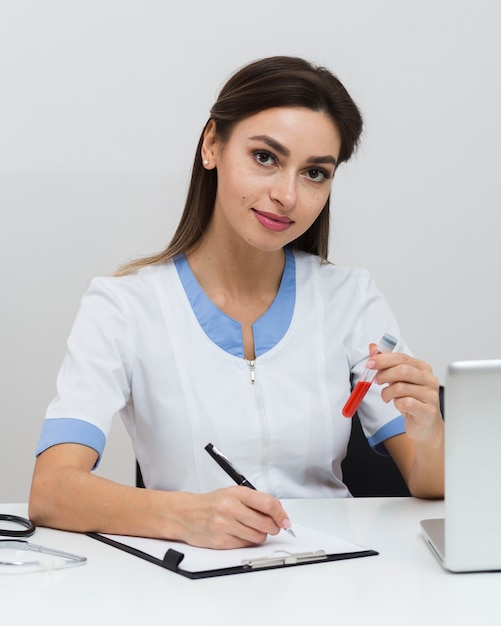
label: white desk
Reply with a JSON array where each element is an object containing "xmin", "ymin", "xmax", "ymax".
[{"xmin": 1, "ymin": 499, "xmax": 499, "ymax": 625}]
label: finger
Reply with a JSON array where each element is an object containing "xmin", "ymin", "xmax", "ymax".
[
  {"xmin": 372, "ymin": 357, "xmax": 437, "ymax": 388},
  {"xmin": 381, "ymin": 378, "xmax": 441, "ymax": 417},
  {"xmin": 238, "ymin": 487, "xmax": 292, "ymax": 535},
  {"xmin": 389, "ymin": 390, "xmax": 437, "ymax": 418},
  {"xmin": 380, "ymin": 381, "xmax": 442, "ymax": 432},
  {"xmin": 380, "ymin": 376, "xmax": 439, "ymax": 402},
  {"xmin": 370, "ymin": 351, "xmax": 431, "ymax": 373},
  {"xmin": 201, "ymin": 487, "xmax": 290, "ymax": 548},
  {"xmin": 197, "ymin": 491, "xmax": 270, "ymax": 549}
]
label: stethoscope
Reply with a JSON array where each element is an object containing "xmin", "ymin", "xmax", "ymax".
[
  {"xmin": 0, "ymin": 514, "xmax": 36, "ymax": 537},
  {"xmin": 0, "ymin": 514, "xmax": 86, "ymax": 569}
]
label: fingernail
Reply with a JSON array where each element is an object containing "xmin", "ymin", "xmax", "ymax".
[
  {"xmin": 282, "ymin": 518, "xmax": 291, "ymax": 529},
  {"xmin": 366, "ymin": 359, "xmax": 376, "ymax": 369}
]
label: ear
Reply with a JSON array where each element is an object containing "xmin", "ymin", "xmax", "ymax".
[{"xmin": 201, "ymin": 120, "xmax": 217, "ymax": 168}]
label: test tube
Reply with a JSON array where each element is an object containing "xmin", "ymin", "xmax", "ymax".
[{"xmin": 342, "ymin": 333, "xmax": 398, "ymax": 418}]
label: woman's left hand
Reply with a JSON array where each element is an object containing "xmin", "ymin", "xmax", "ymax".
[
  {"xmin": 366, "ymin": 346, "xmax": 445, "ymax": 498},
  {"xmin": 366, "ymin": 347, "xmax": 443, "ymax": 443}
]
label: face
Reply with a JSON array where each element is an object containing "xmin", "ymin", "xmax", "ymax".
[{"xmin": 202, "ymin": 107, "xmax": 342, "ymax": 253}]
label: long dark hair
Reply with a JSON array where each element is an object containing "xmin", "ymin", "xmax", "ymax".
[{"xmin": 116, "ymin": 56, "xmax": 363, "ymax": 276}]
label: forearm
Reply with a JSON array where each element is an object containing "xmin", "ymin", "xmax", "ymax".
[
  {"xmin": 28, "ymin": 445, "xmax": 291, "ymax": 548},
  {"xmin": 407, "ymin": 423, "xmax": 445, "ymax": 499},
  {"xmin": 29, "ymin": 463, "xmax": 193, "ymax": 540}
]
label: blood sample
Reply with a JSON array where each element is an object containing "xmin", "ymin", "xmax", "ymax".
[{"xmin": 342, "ymin": 333, "xmax": 397, "ymax": 418}]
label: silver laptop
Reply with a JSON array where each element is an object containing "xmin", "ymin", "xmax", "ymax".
[{"xmin": 421, "ymin": 359, "xmax": 501, "ymax": 572}]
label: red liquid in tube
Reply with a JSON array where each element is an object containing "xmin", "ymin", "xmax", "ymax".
[
  {"xmin": 341, "ymin": 333, "xmax": 398, "ymax": 419},
  {"xmin": 342, "ymin": 381, "xmax": 372, "ymax": 418}
]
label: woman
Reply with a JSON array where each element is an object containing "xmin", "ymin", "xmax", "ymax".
[{"xmin": 29, "ymin": 56, "xmax": 444, "ymax": 549}]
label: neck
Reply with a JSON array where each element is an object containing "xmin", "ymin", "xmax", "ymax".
[
  {"xmin": 184, "ymin": 232, "xmax": 287, "ymax": 361},
  {"xmin": 186, "ymin": 238, "xmax": 286, "ymax": 300}
]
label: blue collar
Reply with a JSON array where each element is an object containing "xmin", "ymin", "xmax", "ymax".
[{"xmin": 174, "ymin": 248, "xmax": 296, "ymax": 358}]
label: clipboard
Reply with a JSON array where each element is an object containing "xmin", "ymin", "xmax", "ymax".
[{"xmin": 88, "ymin": 523, "xmax": 378, "ymax": 579}]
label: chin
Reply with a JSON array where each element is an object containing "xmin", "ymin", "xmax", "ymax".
[
  {"xmin": 245, "ymin": 239, "xmax": 289, "ymax": 255},
  {"xmin": 245, "ymin": 230, "xmax": 297, "ymax": 253}
]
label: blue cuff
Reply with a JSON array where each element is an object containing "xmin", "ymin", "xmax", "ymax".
[
  {"xmin": 367, "ymin": 415, "xmax": 406, "ymax": 456},
  {"xmin": 35, "ymin": 418, "xmax": 106, "ymax": 468}
]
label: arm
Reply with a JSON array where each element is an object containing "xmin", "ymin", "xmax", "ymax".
[
  {"xmin": 367, "ymin": 350, "xmax": 444, "ymax": 499},
  {"xmin": 28, "ymin": 443, "xmax": 292, "ymax": 549}
]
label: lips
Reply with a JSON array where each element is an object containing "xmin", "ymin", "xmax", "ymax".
[{"xmin": 253, "ymin": 209, "xmax": 293, "ymax": 232}]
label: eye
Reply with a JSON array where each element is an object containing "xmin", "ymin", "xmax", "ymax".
[
  {"xmin": 304, "ymin": 167, "xmax": 331, "ymax": 183},
  {"xmin": 253, "ymin": 150, "xmax": 277, "ymax": 167}
]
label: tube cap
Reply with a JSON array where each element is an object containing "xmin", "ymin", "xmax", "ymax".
[{"xmin": 377, "ymin": 333, "xmax": 398, "ymax": 353}]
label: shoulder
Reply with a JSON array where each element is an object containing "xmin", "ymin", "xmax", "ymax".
[
  {"xmin": 78, "ymin": 261, "xmax": 178, "ymax": 322},
  {"xmin": 292, "ymin": 250, "xmax": 374, "ymax": 292},
  {"xmin": 87, "ymin": 261, "xmax": 176, "ymax": 301}
]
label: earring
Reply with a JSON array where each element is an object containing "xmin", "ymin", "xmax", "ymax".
[{"xmin": 203, "ymin": 159, "xmax": 209, "ymax": 166}]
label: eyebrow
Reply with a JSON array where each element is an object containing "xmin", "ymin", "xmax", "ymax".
[{"xmin": 249, "ymin": 135, "xmax": 337, "ymax": 167}]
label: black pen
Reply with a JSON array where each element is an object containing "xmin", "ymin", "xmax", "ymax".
[{"xmin": 205, "ymin": 442, "xmax": 296, "ymax": 537}]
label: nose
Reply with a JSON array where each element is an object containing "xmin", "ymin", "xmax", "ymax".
[{"xmin": 270, "ymin": 170, "xmax": 297, "ymax": 211}]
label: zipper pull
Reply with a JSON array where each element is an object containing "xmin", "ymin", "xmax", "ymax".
[{"xmin": 248, "ymin": 360, "xmax": 256, "ymax": 384}]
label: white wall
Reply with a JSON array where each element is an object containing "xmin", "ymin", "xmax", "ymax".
[{"xmin": 1, "ymin": 0, "xmax": 500, "ymax": 501}]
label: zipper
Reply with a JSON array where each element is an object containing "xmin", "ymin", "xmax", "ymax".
[
  {"xmin": 245, "ymin": 358, "xmax": 274, "ymax": 493},
  {"xmin": 248, "ymin": 359, "xmax": 256, "ymax": 384}
]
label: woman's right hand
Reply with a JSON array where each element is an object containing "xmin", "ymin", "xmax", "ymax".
[{"xmin": 176, "ymin": 486, "xmax": 292, "ymax": 549}]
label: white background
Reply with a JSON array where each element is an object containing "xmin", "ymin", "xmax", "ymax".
[{"xmin": 1, "ymin": 1, "xmax": 500, "ymax": 501}]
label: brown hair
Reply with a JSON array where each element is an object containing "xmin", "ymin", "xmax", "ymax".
[{"xmin": 116, "ymin": 56, "xmax": 363, "ymax": 276}]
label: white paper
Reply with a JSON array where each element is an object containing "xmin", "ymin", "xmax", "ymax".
[{"xmin": 100, "ymin": 523, "xmax": 371, "ymax": 573}]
